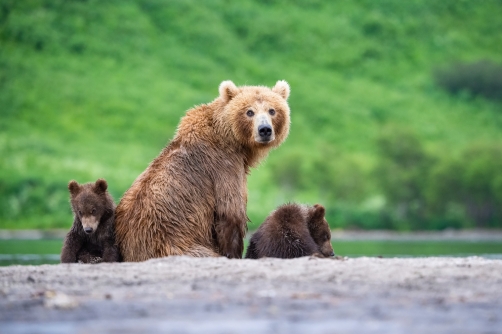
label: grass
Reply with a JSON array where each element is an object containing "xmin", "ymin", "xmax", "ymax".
[
  {"xmin": 333, "ymin": 240, "xmax": 502, "ymax": 257},
  {"xmin": 0, "ymin": 239, "xmax": 63, "ymax": 255},
  {"xmin": 1, "ymin": 0, "xmax": 502, "ymax": 230}
]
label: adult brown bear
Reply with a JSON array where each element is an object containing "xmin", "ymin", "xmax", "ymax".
[{"xmin": 115, "ymin": 80, "xmax": 291, "ymax": 261}]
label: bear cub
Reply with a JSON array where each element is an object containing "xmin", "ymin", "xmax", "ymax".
[
  {"xmin": 61, "ymin": 179, "xmax": 120, "ymax": 263},
  {"xmin": 245, "ymin": 203, "xmax": 334, "ymax": 259}
]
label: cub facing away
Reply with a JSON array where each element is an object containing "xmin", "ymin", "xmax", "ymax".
[
  {"xmin": 61, "ymin": 179, "xmax": 120, "ymax": 263},
  {"xmin": 245, "ymin": 203, "xmax": 334, "ymax": 259}
]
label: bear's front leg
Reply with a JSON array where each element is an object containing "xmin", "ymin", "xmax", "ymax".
[
  {"xmin": 214, "ymin": 214, "xmax": 246, "ymax": 258},
  {"xmin": 214, "ymin": 182, "xmax": 247, "ymax": 258},
  {"xmin": 102, "ymin": 240, "xmax": 120, "ymax": 262},
  {"xmin": 60, "ymin": 229, "xmax": 83, "ymax": 263},
  {"xmin": 212, "ymin": 159, "xmax": 248, "ymax": 258}
]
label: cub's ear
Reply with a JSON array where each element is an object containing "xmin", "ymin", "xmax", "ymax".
[
  {"xmin": 94, "ymin": 179, "xmax": 108, "ymax": 193},
  {"xmin": 68, "ymin": 180, "xmax": 81, "ymax": 196},
  {"xmin": 311, "ymin": 204, "xmax": 326, "ymax": 221},
  {"xmin": 219, "ymin": 80, "xmax": 239, "ymax": 103},
  {"xmin": 272, "ymin": 80, "xmax": 290, "ymax": 100}
]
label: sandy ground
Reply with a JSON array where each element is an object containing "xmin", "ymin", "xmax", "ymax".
[{"xmin": 1, "ymin": 256, "xmax": 501, "ymax": 334}]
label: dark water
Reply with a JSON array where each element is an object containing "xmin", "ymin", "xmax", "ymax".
[{"xmin": 1, "ymin": 239, "xmax": 501, "ymax": 266}]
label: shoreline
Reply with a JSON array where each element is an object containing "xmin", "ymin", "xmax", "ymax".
[
  {"xmin": 2, "ymin": 228, "xmax": 502, "ymax": 241},
  {"xmin": 1, "ymin": 256, "xmax": 501, "ymax": 333}
]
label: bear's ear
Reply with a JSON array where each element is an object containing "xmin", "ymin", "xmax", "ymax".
[
  {"xmin": 272, "ymin": 80, "xmax": 290, "ymax": 100},
  {"xmin": 68, "ymin": 180, "xmax": 81, "ymax": 197},
  {"xmin": 311, "ymin": 204, "xmax": 326, "ymax": 221},
  {"xmin": 94, "ymin": 179, "xmax": 108, "ymax": 194},
  {"xmin": 219, "ymin": 80, "xmax": 239, "ymax": 103}
]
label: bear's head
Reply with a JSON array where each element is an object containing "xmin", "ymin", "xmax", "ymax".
[
  {"xmin": 216, "ymin": 80, "xmax": 290, "ymax": 163},
  {"xmin": 68, "ymin": 179, "xmax": 110, "ymax": 235},
  {"xmin": 307, "ymin": 204, "xmax": 334, "ymax": 257}
]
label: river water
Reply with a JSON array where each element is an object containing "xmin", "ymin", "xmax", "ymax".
[{"xmin": 1, "ymin": 238, "xmax": 502, "ymax": 265}]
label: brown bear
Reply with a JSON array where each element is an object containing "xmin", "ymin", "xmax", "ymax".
[
  {"xmin": 245, "ymin": 203, "xmax": 334, "ymax": 259},
  {"xmin": 61, "ymin": 179, "xmax": 120, "ymax": 263},
  {"xmin": 115, "ymin": 80, "xmax": 291, "ymax": 261}
]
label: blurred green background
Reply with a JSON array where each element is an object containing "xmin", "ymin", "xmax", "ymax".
[{"xmin": 1, "ymin": 0, "xmax": 502, "ymax": 231}]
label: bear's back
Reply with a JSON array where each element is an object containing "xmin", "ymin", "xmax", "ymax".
[{"xmin": 246, "ymin": 204, "xmax": 318, "ymax": 259}]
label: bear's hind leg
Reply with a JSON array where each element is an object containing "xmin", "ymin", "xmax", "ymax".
[{"xmin": 185, "ymin": 245, "xmax": 220, "ymax": 258}]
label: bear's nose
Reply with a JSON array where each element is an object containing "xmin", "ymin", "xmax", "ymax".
[
  {"xmin": 84, "ymin": 227, "xmax": 93, "ymax": 234},
  {"xmin": 330, "ymin": 251, "xmax": 335, "ymax": 257},
  {"xmin": 258, "ymin": 124, "xmax": 272, "ymax": 139}
]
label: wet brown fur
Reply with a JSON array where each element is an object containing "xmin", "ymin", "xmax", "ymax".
[
  {"xmin": 245, "ymin": 203, "xmax": 334, "ymax": 259},
  {"xmin": 61, "ymin": 179, "xmax": 120, "ymax": 263},
  {"xmin": 115, "ymin": 81, "xmax": 291, "ymax": 261}
]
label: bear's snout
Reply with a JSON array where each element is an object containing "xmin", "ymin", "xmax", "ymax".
[
  {"xmin": 258, "ymin": 124, "xmax": 272, "ymax": 140},
  {"xmin": 321, "ymin": 241, "xmax": 335, "ymax": 257},
  {"xmin": 81, "ymin": 216, "xmax": 99, "ymax": 235},
  {"xmin": 253, "ymin": 112, "xmax": 275, "ymax": 143}
]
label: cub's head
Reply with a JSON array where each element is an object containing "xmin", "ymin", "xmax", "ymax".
[
  {"xmin": 307, "ymin": 204, "xmax": 334, "ymax": 257},
  {"xmin": 216, "ymin": 80, "xmax": 291, "ymax": 155},
  {"xmin": 68, "ymin": 179, "xmax": 111, "ymax": 235}
]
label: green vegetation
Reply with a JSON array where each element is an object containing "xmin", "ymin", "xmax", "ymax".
[
  {"xmin": 0, "ymin": 239, "xmax": 63, "ymax": 255},
  {"xmin": 333, "ymin": 240, "xmax": 502, "ymax": 258},
  {"xmin": 1, "ymin": 0, "xmax": 502, "ymax": 230},
  {"xmin": 434, "ymin": 60, "xmax": 502, "ymax": 101}
]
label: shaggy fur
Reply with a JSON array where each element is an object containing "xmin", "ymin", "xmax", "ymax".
[
  {"xmin": 115, "ymin": 80, "xmax": 291, "ymax": 261},
  {"xmin": 61, "ymin": 179, "xmax": 120, "ymax": 263},
  {"xmin": 245, "ymin": 203, "xmax": 334, "ymax": 259}
]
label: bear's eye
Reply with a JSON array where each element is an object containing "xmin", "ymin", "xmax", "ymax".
[
  {"xmin": 91, "ymin": 208, "xmax": 96, "ymax": 215},
  {"xmin": 268, "ymin": 108, "xmax": 276, "ymax": 116},
  {"xmin": 246, "ymin": 110, "xmax": 254, "ymax": 117},
  {"xmin": 78, "ymin": 210, "xmax": 82, "ymax": 215}
]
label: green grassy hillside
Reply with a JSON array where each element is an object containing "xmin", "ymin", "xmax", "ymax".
[{"xmin": 1, "ymin": 0, "xmax": 502, "ymax": 230}]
